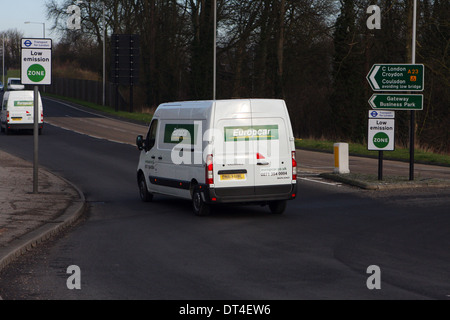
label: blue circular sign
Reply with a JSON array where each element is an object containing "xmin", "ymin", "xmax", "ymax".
[
  {"xmin": 24, "ymin": 40, "xmax": 32, "ymax": 47},
  {"xmin": 371, "ymin": 111, "xmax": 378, "ymax": 118}
]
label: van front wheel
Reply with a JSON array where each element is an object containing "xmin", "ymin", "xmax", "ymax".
[
  {"xmin": 192, "ymin": 187, "xmax": 210, "ymax": 216},
  {"xmin": 269, "ymin": 200, "xmax": 287, "ymax": 214}
]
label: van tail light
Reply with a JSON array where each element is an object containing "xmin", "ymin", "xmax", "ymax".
[
  {"xmin": 205, "ymin": 154, "xmax": 214, "ymax": 185},
  {"xmin": 292, "ymin": 151, "xmax": 297, "ymax": 182},
  {"xmin": 41, "ymin": 112, "xmax": 44, "ymax": 122},
  {"xmin": 6, "ymin": 111, "xmax": 9, "ymax": 123}
]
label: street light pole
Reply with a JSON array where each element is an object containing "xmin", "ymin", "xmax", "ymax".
[
  {"xmin": 409, "ymin": 0, "xmax": 417, "ymax": 181},
  {"xmin": 102, "ymin": 1, "xmax": 106, "ymax": 106},
  {"xmin": 213, "ymin": 0, "xmax": 217, "ymax": 100},
  {"xmin": 2, "ymin": 34, "xmax": 4, "ymax": 87}
]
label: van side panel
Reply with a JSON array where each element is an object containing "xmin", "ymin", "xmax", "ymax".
[{"xmin": 146, "ymin": 101, "xmax": 214, "ymax": 199}]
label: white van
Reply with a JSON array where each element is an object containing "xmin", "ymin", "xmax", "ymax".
[
  {"xmin": 1, "ymin": 90, "xmax": 44, "ymax": 134},
  {"xmin": 136, "ymin": 99, "xmax": 297, "ymax": 216},
  {"xmin": 7, "ymin": 78, "xmax": 25, "ymax": 91}
]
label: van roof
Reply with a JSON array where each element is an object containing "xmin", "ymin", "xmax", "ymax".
[
  {"xmin": 5, "ymin": 90, "xmax": 38, "ymax": 96},
  {"xmin": 155, "ymin": 99, "xmax": 287, "ymax": 121},
  {"xmin": 3, "ymin": 90, "xmax": 42, "ymax": 102}
]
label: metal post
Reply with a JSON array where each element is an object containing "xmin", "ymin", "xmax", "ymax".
[
  {"xmin": 378, "ymin": 151, "xmax": 383, "ymax": 181},
  {"xmin": 213, "ymin": 0, "xmax": 217, "ymax": 100},
  {"xmin": 409, "ymin": 0, "xmax": 417, "ymax": 181},
  {"xmin": 2, "ymin": 34, "xmax": 4, "ymax": 86},
  {"xmin": 130, "ymin": 85, "xmax": 133, "ymax": 113},
  {"xmin": 33, "ymin": 86, "xmax": 39, "ymax": 194},
  {"xmin": 103, "ymin": 1, "xmax": 106, "ymax": 106}
]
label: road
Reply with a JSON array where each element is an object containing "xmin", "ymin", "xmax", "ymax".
[{"xmin": 0, "ymin": 97, "xmax": 449, "ymax": 301}]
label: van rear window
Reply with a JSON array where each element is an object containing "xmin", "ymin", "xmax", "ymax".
[
  {"xmin": 224, "ymin": 125, "xmax": 279, "ymax": 142},
  {"xmin": 14, "ymin": 101, "xmax": 34, "ymax": 107}
]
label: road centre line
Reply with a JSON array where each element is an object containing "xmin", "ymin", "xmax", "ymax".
[
  {"xmin": 62, "ymin": 114, "xmax": 133, "ymax": 134},
  {"xmin": 44, "ymin": 97, "xmax": 146, "ymax": 127},
  {"xmin": 45, "ymin": 121, "xmax": 133, "ymax": 146}
]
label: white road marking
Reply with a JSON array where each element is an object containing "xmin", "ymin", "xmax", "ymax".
[
  {"xmin": 44, "ymin": 97, "xmax": 147, "ymax": 128},
  {"xmin": 45, "ymin": 121, "xmax": 133, "ymax": 146},
  {"xmin": 299, "ymin": 177, "xmax": 342, "ymax": 186}
]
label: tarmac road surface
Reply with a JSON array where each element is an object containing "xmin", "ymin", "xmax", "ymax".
[{"xmin": 0, "ymin": 96, "xmax": 449, "ymax": 301}]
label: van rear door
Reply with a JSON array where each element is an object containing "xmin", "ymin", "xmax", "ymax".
[
  {"xmin": 9, "ymin": 99, "xmax": 34, "ymax": 125},
  {"xmin": 213, "ymin": 100, "xmax": 256, "ymax": 197},
  {"xmin": 250, "ymin": 100, "xmax": 293, "ymax": 194},
  {"xmin": 212, "ymin": 99, "xmax": 294, "ymax": 199}
]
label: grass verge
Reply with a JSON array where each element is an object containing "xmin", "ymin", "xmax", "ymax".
[
  {"xmin": 296, "ymin": 138, "xmax": 450, "ymax": 167},
  {"xmin": 43, "ymin": 93, "xmax": 154, "ymax": 124}
]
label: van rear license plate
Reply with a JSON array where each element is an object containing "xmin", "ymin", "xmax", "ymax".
[
  {"xmin": 12, "ymin": 117, "xmax": 22, "ymax": 121},
  {"xmin": 220, "ymin": 174, "xmax": 245, "ymax": 181}
]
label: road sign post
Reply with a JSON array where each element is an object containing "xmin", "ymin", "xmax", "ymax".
[
  {"xmin": 21, "ymin": 38, "xmax": 52, "ymax": 193},
  {"xmin": 367, "ymin": 62, "xmax": 424, "ymax": 181}
]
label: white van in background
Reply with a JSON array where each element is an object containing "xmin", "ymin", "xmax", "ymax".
[
  {"xmin": 136, "ymin": 99, "xmax": 297, "ymax": 216},
  {"xmin": 7, "ymin": 78, "xmax": 25, "ymax": 91},
  {"xmin": 1, "ymin": 90, "xmax": 44, "ymax": 135}
]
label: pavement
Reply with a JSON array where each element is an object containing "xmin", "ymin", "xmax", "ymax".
[
  {"xmin": 0, "ymin": 146, "xmax": 449, "ymax": 274},
  {"xmin": 0, "ymin": 150, "xmax": 85, "ymax": 273}
]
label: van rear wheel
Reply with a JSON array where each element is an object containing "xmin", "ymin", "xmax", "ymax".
[
  {"xmin": 192, "ymin": 187, "xmax": 210, "ymax": 216},
  {"xmin": 138, "ymin": 174, "xmax": 153, "ymax": 202},
  {"xmin": 269, "ymin": 200, "xmax": 287, "ymax": 214}
]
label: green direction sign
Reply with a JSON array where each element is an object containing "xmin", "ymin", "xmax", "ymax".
[
  {"xmin": 367, "ymin": 64, "xmax": 424, "ymax": 91},
  {"xmin": 369, "ymin": 94, "xmax": 423, "ymax": 110}
]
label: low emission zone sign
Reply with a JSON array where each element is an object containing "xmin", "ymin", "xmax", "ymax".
[
  {"xmin": 21, "ymin": 38, "xmax": 52, "ymax": 85},
  {"xmin": 368, "ymin": 117, "xmax": 395, "ymax": 151},
  {"xmin": 369, "ymin": 94, "xmax": 423, "ymax": 110},
  {"xmin": 367, "ymin": 64, "xmax": 424, "ymax": 91}
]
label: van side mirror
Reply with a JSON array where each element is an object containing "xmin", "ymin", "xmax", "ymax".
[{"xmin": 136, "ymin": 135, "xmax": 144, "ymax": 150}]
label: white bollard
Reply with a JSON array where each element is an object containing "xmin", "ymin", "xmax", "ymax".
[{"xmin": 333, "ymin": 143, "xmax": 350, "ymax": 174}]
